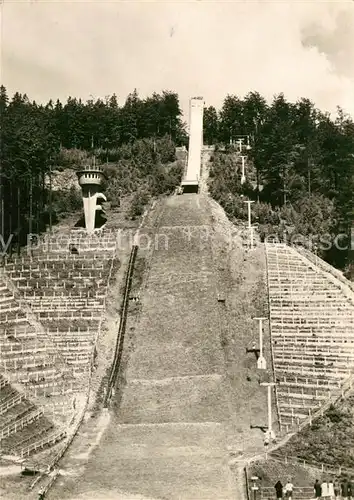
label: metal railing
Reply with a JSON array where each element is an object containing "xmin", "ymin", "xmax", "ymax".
[
  {"xmin": 0, "ymin": 393, "xmax": 23, "ymax": 415},
  {"xmin": 1, "ymin": 230, "xmax": 119, "ymax": 494},
  {"xmin": 270, "ymin": 453, "xmax": 354, "ymax": 477},
  {"xmin": 264, "ymin": 242, "xmax": 282, "ymax": 431},
  {"xmin": 260, "ymin": 486, "xmax": 313, "ymax": 499},
  {"xmin": 0, "ymin": 376, "xmax": 9, "ymax": 389},
  {"xmin": 0, "ymin": 408, "xmax": 43, "ymax": 439},
  {"xmin": 19, "ymin": 429, "xmax": 67, "ymax": 458},
  {"xmin": 103, "ymin": 245, "xmax": 138, "ymax": 406},
  {"xmin": 29, "ymin": 222, "xmax": 142, "ymax": 496}
]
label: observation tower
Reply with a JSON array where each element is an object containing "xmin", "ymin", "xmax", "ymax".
[{"xmin": 76, "ymin": 159, "xmax": 107, "ymax": 233}]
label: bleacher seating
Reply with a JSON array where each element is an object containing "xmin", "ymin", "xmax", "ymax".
[
  {"xmin": 0, "ymin": 227, "xmax": 118, "ymax": 461},
  {"xmin": 266, "ymin": 243, "xmax": 354, "ymax": 432},
  {"xmin": 0, "ymin": 374, "xmax": 66, "ymax": 458}
]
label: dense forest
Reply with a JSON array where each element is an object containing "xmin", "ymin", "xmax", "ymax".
[
  {"xmin": 204, "ymin": 92, "xmax": 354, "ymax": 270},
  {"xmin": 1, "ymin": 86, "xmax": 354, "ymax": 270},
  {"xmin": 0, "ymin": 86, "xmax": 187, "ymax": 253}
]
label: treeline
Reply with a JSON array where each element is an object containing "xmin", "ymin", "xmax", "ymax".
[
  {"xmin": 206, "ymin": 92, "xmax": 354, "ymax": 269},
  {"xmin": 0, "ymin": 86, "xmax": 186, "ymax": 252},
  {"xmin": 3, "ymin": 84, "xmax": 354, "ymax": 269},
  {"xmin": 49, "ymin": 89, "xmax": 187, "ymax": 149}
]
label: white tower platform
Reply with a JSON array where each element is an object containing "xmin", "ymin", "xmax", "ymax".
[
  {"xmin": 182, "ymin": 97, "xmax": 204, "ymax": 193},
  {"xmin": 77, "ymin": 162, "xmax": 106, "ymax": 233}
]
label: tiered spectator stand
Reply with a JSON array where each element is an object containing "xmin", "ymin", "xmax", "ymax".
[
  {"xmin": 4, "ymin": 228, "xmax": 118, "ymax": 374},
  {"xmin": 1, "ymin": 227, "xmax": 118, "ymax": 465},
  {"xmin": 0, "ymin": 372, "xmax": 66, "ymax": 459},
  {"xmin": 0, "ymin": 277, "xmax": 76, "ymax": 394},
  {"xmin": 0, "ymin": 280, "xmax": 70, "ymax": 459},
  {"xmin": 265, "ymin": 242, "xmax": 354, "ymax": 434}
]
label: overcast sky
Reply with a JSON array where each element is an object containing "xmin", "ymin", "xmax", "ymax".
[{"xmin": 1, "ymin": 0, "xmax": 354, "ymax": 119}]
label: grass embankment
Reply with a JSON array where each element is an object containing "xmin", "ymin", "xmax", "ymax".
[
  {"xmin": 208, "ymin": 150, "xmax": 354, "ymax": 472},
  {"xmin": 47, "ymin": 194, "xmax": 239, "ymax": 500},
  {"xmin": 205, "ymin": 196, "xmax": 274, "ymax": 456},
  {"xmin": 49, "ymin": 139, "xmax": 185, "ymax": 228},
  {"xmin": 271, "ymin": 396, "xmax": 354, "ymax": 470}
]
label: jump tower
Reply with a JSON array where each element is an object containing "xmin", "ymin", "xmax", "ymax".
[
  {"xmin": 77, "ymin": 159, "xmax": 107, "ymax": 233},
  {"xmin": 181, "ymin": 96, "xmax": 204, "ymax": 193}
]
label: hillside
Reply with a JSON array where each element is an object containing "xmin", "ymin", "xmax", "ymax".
[
  {"xmin": 247, "ymin": 396, "xmax": 354, "ymax": 495},
  {"xmin": 41, "ymin": 148, "xmax": 286, "ymax": 500},
  {"xmin": 3, "ymin": 147, "xmax": 354, "ymax": 499},
  {"xmin": 207, "ymin": 147, "xmax": 354, "ymax": 495},
  {"xmin": 42, "ymin": 138, "xmax": 184, "ymax": 227},
  {"xmin": 272, "ymin": 395, "xmax": 354, "ymax": 470},
  {"xmin": 0, "ymin": 189, "xmax": 145, "ymax": 500},
  {"xmin": 2, "ymin": 85, "xmax": 354, "ymax": 499},
  {"xmin": 48, "ymin": 194, "xmax": 240, "ymax": 500}
]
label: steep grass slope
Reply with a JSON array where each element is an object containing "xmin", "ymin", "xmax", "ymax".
[
  {"xmin": 49, "ymin": 193, "xmax": 239, "ymax": 500},
  {"xmin": 206, "ymin": 197, "xmax": 273, "ymax": 458},
  {"xmin": 46, "ymin": 146, "xmax": 279, "ymax": 500}
]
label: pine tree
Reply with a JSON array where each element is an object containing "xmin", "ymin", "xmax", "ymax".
[{"xmin": 203, "ymin": 106, "xmax": 218, "ymax": 145}]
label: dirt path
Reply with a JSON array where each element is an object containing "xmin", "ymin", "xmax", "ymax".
[{"xmin": 0, "ymin": 465, "xmax": 22, "ymax": 476}]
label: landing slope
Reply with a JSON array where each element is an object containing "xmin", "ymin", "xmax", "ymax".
[{"xmin": 51, "ymin": 194, "xmax": 238, "ymax": 500}]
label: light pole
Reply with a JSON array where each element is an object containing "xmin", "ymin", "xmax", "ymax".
[
  {"xmin": 49, "ymin": 162, "xmax": 52, "ymax": 234},
  {"xmin": 244, "ymin": 200, "xmax": 254, "ymax": 230},
  {"xmin": 254, "ymin": 317, "xmax": 267, "ymax": 369},
  {"xmin": 243, "ymin": 200, "xmax": 255, "ymax": 248},
  {"xmin": 250, "ymin": 476, "xmax": 259, "ymax": 500},
  {"xmin": 240, "ymin": 156, "xmax": 247, "ymax": 185},
  {"xmin": 246, "ymin": 134, "xmax": 251, "ymax": 150},
  {"xmin": 260, "ymin": 381, "xmax": 276, "ymax": 443},
  {"xmin": 234, "ymin": 135, "xmax": 251, "ymax": 153}
]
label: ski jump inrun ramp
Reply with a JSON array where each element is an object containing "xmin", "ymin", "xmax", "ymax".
[{"xmin": 182, "ymin": 96, "xmax": 204, "ymax": 193}]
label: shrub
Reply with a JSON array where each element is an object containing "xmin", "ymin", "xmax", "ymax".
[
  {"xmin": 56, "ymin": 148, "xmax": 89, "ymax": 169},
  {"xmin": 128, "ymin": 189, "xmax": 150, "ymax": 219},
  {"xmin": 52, "ymin": 186, "xmax": 82, "ymax": 217}
]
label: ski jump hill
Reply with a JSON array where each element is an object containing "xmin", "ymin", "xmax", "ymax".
[
  {"xmin": 62, "ymin": 194, "xmax": 240, "ymax": 500},
  {"xmin": 1, "ymin": 96, "xmax": 354, "ymax": 499},
  {"xmin": 48, "ymin": 96, "xmax": 240, "ymax": 499}
]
